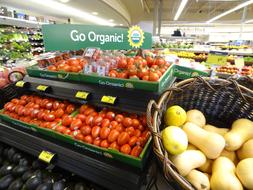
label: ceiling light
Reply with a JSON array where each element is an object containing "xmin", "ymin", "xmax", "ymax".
[
  {"xmin": 119, "ymin": 24, "xmax": 123, "ymax": 26},
  {"xmin": 59, "ymin": 0, "xmax": 70, "ymax": 3},
  {"xmin": 109, "ymin": 19, "xmax": 114, "ymax": 22},
  {"xmin": 245, "ymin": 19, "xmax": 253, "ymax": 23},
  {"xmin": 28, "ymin": 0, "xmax": 115, "ymax": 26},
  {"xmin": 206, "ymin": 0, "xmax": 253, "ymax": 23},
  {"xmin": 174, "ymin": 0, "xmax": 188, "ymax": 21},
  {"xmin": 92, "ymin": 12, "xmax": 98, "ymax": 15}
]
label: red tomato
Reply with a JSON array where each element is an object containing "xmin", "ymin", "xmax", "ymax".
[
  {"xmin": 75, "ymin": 133, "xmax": 84, "ymax": 141},
  {"xmin": 48, "ymin": 65, "xmax": 57, "ymax": 71},
  {"xmin": 138, "ymin": 124, "xmax": 145, "ymax": 132},
  {"xmin": 79, "ymin": 105, "xmax": 89, "ymax": 114},
  {"xmin": 122, "ymin": 117, "xmax": 133, "ymax": 127},
  {"xmin": 66, "ymin": 104, "xmax": 75, "ymax": 114},
  {"xmin": 63, "ymin": 128, "xmax": 71, "ymax": 135},
  {"xmin": 117, "ymin": 132, "xmax": 130, "ymax": 146},
  {"xmin": 132, "ymin": 119, "xmax": 140, "ymax": 128},
  {"xmin": 138, "ymin": 67, "xmax": 149, "ymax": 79},
  {"xmin": 108, "ymin": 129, "xmax": 120, "ymax": 143},
  {"xmin": 40, "ymin": 99, "xmax": 49, "ymax": 108},
  {"xmin": 68, "ymin": 59, "xmax": 79, "ymax": 67},
  {"xmin": 117, "ymin": 58, "xmax": 127, "ymax": 69},
  {"xmin": 59, "ymin": 103, "xmax": 66, "ymax": 110},
  {"xmin": 110, "ymin": 121, "xmax": 118, "ymax": 129},
  {"xmin": 142, "ymin": 130, "xmax": 151, "ymax": 142},
  {"xmin": 155, "ymin": 58, "xmax": 165, "ymax": 67},
  {"xmin": 93, "ymin": 137, "xmax": 101, "ymax": 146},
  {"xmin": 91, "ymin": 126, "xmax": 101, "ymax": 138},
  {"xmin": 115, "ymin": 114, "xmax": 124, "ymax": 123},
  {"xmin": 136, "ymin": 137, "xmax": 145, "ymax": 147},
  {"xmin": 54, "ymin": 108, "xmax": 64, "ymax": 118},
  {"xmin": 115, "ymin": 124, "xmax": 124, "ymax": 132},
  {"xmin": 44, "ymin": 114, "xmax": 55, "ymax": 122},
  {"xmin": 100, "ymin": 127, "xmax": 110, "ymax": 139},
  {"xmin": 108, "ymin": 70, "xmax": 118, "ymax": 78},
  {"xmin": 55, "ymin": 125, "xmax": 66, "ymax": 133},
  {"xmin": 18, "ymin": 100, "xmax": 26, "ymax": 106},
  {"xmin": 128, "ymin": 65, "xmax": 138, "ymax": 76},
  {"xmin": 80, "ymin": 125, "xmax": 91, "ymax": 135},
  {"xmin": 20, "ymin": 95, "xmax": 28, "ymax": 101},
  {"xmin": 70, "ymin": 119, "xmax": 82, "ymax": 130},
  {"xmin": 100, "ymin": 140, "xmax": 109, "ymax": 148},
  {"xmin": 127, "ymin": 57, "xmax": 134, "ymax": 66},
  {"xmin": 101, "ymin": 119, "xmax": 110, "ymax": 128},
  {"xmin": 14, "ymin": 105, "xmax": 21, "ymax": 114},
  {"xmin": 93, "ymin": 115, "xmax": 103, "ymax": 126},
  {"xmin": 62, "ymin": 115, "xmax": 72, "ymax": 126},
  {"xmin": 109, "ymin": 142, "xmax": 119, "ymax": 151},
  {"xmin": 31, "ymin": 109, "xmax": 40, "ymax": 118},
  {"xmin": 71, "ymin": 130, "xmax": 81, "ymax": 138},
  {"xmin": 85, "ymin": 115, "xmax": 94, "ymax": 126},
  {"xmin": 17, "ymin": 106, "xmax": 25, "ymax": 116},
  {"xmin": 146, "ymin": 56, "xmax": 154, "ymax": 67},
  {"xmin": 11, "ymin": 98, "xmax": 19, "ymax": 104},
  {"xmin": 24, "ymin": 108, "xmax": 33, "ymax": 117},
  {"xmin": 83, "ymin": 135, "xmax": 93, "ymax": 144},
  {"xmin": 106, "ymin": 111, "xmax": 115, "ymax": 120},
  {"xmin": 131, "ymin": 146, "xmax": 143, "ymax": 157},
  {"xmin": 149, "ymin": 72, "xmax": 159, "ymax": 81},
  {"xmin": 134, "ymin": 129, "xmax": 142, "ymax": 137},
  {"xmin": 120, "ymin": 144, "xmax": 131, "ymax": 154},
  {"xmin": 142, "ymin": 75, "xmax": 149, "ymax": 81},
  {"xmin": 84, "ymin": 108, "xmax": 95, "ymax": 116},
  {"xmin": 128, "ymin": 136, "xmax": 138, "ymax": 147},
  {"xmin": 126, "ymin": 127, "xmax": 135, "ymax": 136},
  {"xmin": 52, "ymin": 101, "xmax": 60, "ymax": 110}
]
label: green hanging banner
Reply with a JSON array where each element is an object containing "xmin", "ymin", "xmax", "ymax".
[{"xmin": 42, "ymin": 24, "xmax": 152, "ymax": 51}]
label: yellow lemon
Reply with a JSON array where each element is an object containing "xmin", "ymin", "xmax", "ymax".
[
  {"xmin": 164, "ymin": 105, "xmax": 186, "ymax": 126},
  {"xmin": 162, "ymin": 126, "xmax": 188, "ymax": 155}
]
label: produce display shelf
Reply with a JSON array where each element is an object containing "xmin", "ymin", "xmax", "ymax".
[
  {"xmin": 0, "ymin": 121, "xmax": 152, "ymax": 190},
  {"xmin": 19, "ymin": 76, "xmax": 176, "ymax": 114}
]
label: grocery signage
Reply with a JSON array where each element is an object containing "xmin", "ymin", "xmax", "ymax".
[
  {"xmin": 42, "ymin": 24, "xmax": 152, "ymax": 51},
  {"xmin": 207, "ymin": 51, "xmax": 228, "ymax": 66}
]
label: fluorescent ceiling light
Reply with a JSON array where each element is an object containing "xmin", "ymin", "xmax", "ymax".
[
  {"xmin": 119, "ymin": 24, "xmax": 123, "ymax": 26},
  {"xmin": 28, "ymin": 0, "xmax": 115, "ymax": 26},
  {"xmin": 174, "ymin": 0, "xmax": 188, "ymax": 21},
  {"xmin": 245, "ymin": 19, "xmax": 253, "ymax": 23},
  {"xmin": 109, "ymin": 19, "xmax": 114, "ymax": 22},
  {"xmin": 0, "ymin": 15, "xmax": 49, "ymax": 25},
  {"xmin": 206, "ymin": 0, "xmax": 253, "ymax": 23},
  {"xmin": 92, "ymin": 12, "xmax": 98, "ymax": 15}
]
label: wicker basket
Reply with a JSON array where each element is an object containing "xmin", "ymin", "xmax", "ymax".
[
  {"xmin": 236, "ymin": 76, "xmax": 253, "ymax": 90},
  {"xmin": 147, "ymin": 77, "xmax": 253, "ymax": 190}
]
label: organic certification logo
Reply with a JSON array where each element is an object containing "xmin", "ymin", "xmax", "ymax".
[{"xmin": 128, "ymin": 25, "xmax": 144, "ymax": 48}]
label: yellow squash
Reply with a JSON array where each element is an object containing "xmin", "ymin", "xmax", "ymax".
[
  {"xmin": 236, "ymin": 158, "xmax": 253, "ymax": 189},
  {"xmin": 186, "ymin": 170, "xmax": 210, "ymax": 190},
  {"xmin": 237, "ymin": 139, "xmax": 253, "ymax": 160},
  {"xmin": 198, "ymin": 158, "xmax": 213, "ymax": 174},
  {"xmin": 203, "ymin": 124, "xmax": 228, "ymax": 136}
]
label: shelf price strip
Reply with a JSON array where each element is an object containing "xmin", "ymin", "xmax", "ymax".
[
  {"xmin": 16, "ymin": 81, "xmax": 25, "ymax": 87},
  {"xmin": 75, "ymin": 91, "xmax": 90, "ymax": 100},
  {"xmin": 39, "ymin": 150, "xmax": 55, "ymax": 163},
  {"xmin": 36, "ymin": 85, "xmax": 49, "ymax": 91},
  {"xmin": 101, "ymin": 96, "xmax": 117, "ymax": 105}
]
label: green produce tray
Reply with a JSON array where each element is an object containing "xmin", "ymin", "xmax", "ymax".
[
  {"xmin": 0, "ymin": 112, "xmax": 151, "ymax": 169},
  {"xmin": 27, "ymin": 64, "xmax": 175, "ymax": 92},
  {"xmin": 27, "ymin": 66, "xmax": 80, "ymax": 82},
  {"xmin": 173, "ymin": 65, "xmax": 209, "ymax": 79}
]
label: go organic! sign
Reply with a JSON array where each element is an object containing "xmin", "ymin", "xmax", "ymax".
[{"xmin": 42, "ymin": 24, "xmax": 152, "ymax": 51}]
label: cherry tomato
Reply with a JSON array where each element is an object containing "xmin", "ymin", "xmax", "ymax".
[
  {"xmin": 91, "ymin": 126, "xmax": 101, "ymax": 138},
  {"xmin": 106, "ymin": 111, "xmax": 115, "ymax": 120},
  {"xmin": 126, "ymin": 127, "xmax": 135, "ymax": 136},
  {"xmin": 52, "ymin": 101, "xmax": 60, "ymax": 110},
  {"xmin": 115, "ymin": 124, "xmax": 124, "ymax": 132},
  {"xmin": 100, "ymin": 127, "xmax": 110, "ymax": 139},
  {"xmin": 109, "ymin": 142, "xmax": 119, "ymax": 151},
  {"xmin": 80, "ymin": 105, "xmax": 89, "ymax": 114},
  {"xmin": 83, "ymin": 135, "xmax": 93, "ymax": 144},
  {"xmin": 91, "ymin": 137, "xmax": 100, "ymax": 147},
  {"xmin": 123, "ymin": 117, "xmax": 133, "ymax": 127},
  {"xmin": 62, "ymin": 115, "xmax": 73, "ymax": 126},
  {"xmin": 128, "ymin": 136, "xmax": 138, "ymax": 147},
  {"xmin": 75, "ymin": 133, "xmax": 84, "ymax": 141},
  {"xmin": 55, "ymin": 125, "xmax": 67, "ymax": 133},
  {"xmin": 108, "ymin": 129, "xmax": 120, "ymax": 143},
  {"xmin": 100, "ymin": 140, "xmax": 109, "ymax": 148},
  {"xmin": 66, "ymin": 104, "xmax": 75, "ymax": 114},
  {"xmin": 117, "ymin": 132, "xmax": 130, "ymax": 146},
  {"xmin": 70, "ymin": 118, "xmax": 82, "ymax": 130},
  {"xmin": 80, "ymin": 125, "xmax": 91, "ymax": 135},
  {"xmin": 110, "ymin": 121, "xmax": 118, "ymax": 129},
  {"xmin": 54, "ymin": 108, "xmax": 64, "ymax": 118},
  {"xmin": 44, "ymin": 114, "xmax": 55, "ymax": 122},
  {"xmin": 134, "ymin": 129, "xmax": 142, "ymax": 137},
  {"xmin": 131, "ymin": 146, "xmax": 143, "ymax": 157},
  {"xmin": 101, "ymin": 119, "xmax": 110, "ymax": 128},
  {"xmin": 120, "ymin": 144, "xmax": 131, "ymax": 154},
  {"xmin": 132, "ymin": 119, "xmax": 140, "ymax": 128},
  {"xmin": 115, "ymin": 114, "xmax": 124, "ymax": 123},
  {"xmin": 76, "ymin": 114, "xmax": 86, "ymax": 122}
]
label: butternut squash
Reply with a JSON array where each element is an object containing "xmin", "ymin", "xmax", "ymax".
[
  {"xmin": 224, "ymin": 118, "xmax": 253, "ymax": 151},
  {"xmin": 237, "ymin": 139, "xmax": 253, "ymax": 160},
  {"xmin": 236, "ymin": 158, "xmax": 253, "ymax": 189},
  {"xmin": 210, "ymin": 157, "xmax": 243, "ymax": 190},
  {"xmin": 198, "ymin": 158, "xmax": 213, "ymax": 174},
  {"xmin": 187, "ymin": 144, "xmax": 197, "ymax": 150},
  {"xmin": 186, "ymin": 170, "xmax": 210, "ymax": 190},
  {"xmin": 183, "ymin": 122, "xmax": 225, "ymax": 159},
  {"xmin": 220, "ymin": 149, "xmax": 238, "ymax": 165},
  {"xmin": 203, "ymin": 124, "xmax": 228, "ymax": 136},
  {"xmin": 171, "ymin": 150, "xmax": 206, "ymax": 176},
  {"xmin": 186, "ymin": 109, "xmax": 206, "ymax": 127}
]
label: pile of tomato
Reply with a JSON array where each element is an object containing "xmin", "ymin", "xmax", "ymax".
[
  {"xmin": 109, "ymin": 56, "xmax": 170, "ymax": 81},
  {"xmin": 47, "ymin": 58, "xmax": 87, "ymax": 73},
  {"xmin": 2, "ymin": 95, "xmax": 150, "ymax": 158}
]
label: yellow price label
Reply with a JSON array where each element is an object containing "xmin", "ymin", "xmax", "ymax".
[
  {"xmin": 207, "ymin": 52, "xmax": 228, "ymax": 66},
  {"xmin": 16, "ymin": 81, "xmax": 25, "ymax": 87},
  {"xmin": 75, "ymin": 91, "xmax": 89, "ymax": 100},
  {"xmin": 37, "ymin": 85, "xmax": 48, "ymax": 91},
  {"xmin": 39, "ymin": 151, "xmax": 55, "ymax": 163},
  {"xmin": 101, "ymin": 96, "xmax": 117, "ymax": 104}
]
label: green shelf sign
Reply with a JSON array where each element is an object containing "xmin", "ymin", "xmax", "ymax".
[{"xmin": 42, "ymin": 24, "xmax": 152, "ymax": 51}]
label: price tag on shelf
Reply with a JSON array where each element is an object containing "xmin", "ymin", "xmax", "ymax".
[
  {"xmin": 15, "ymin": 81, "xmax": 25, "ymax": 87},
  {"xmin": 37, "ymin": 85, "xmax": 49, "ymax": 91},
  {"xmin": 39, "ymin": 151, "xmax": 55, "ymax": 163},
  {"xmin": 207, "ymin": 51, "xmax": 228, "ymax": 66},
  {"xmin": 75, "ymin": 91, "xmax": 89, "ymax": 100},
  {"xmin": 101, "ymin": 96, "xmax": 117, "ymax": 105},
  {"xmin": 84, "ymin": 48, "xmax": 97, "ymax": 58}
]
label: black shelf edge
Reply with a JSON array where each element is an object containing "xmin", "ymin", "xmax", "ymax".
[{"xmin": 0, "ymin": 121, "xmax": 151, "ymax": 190}]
